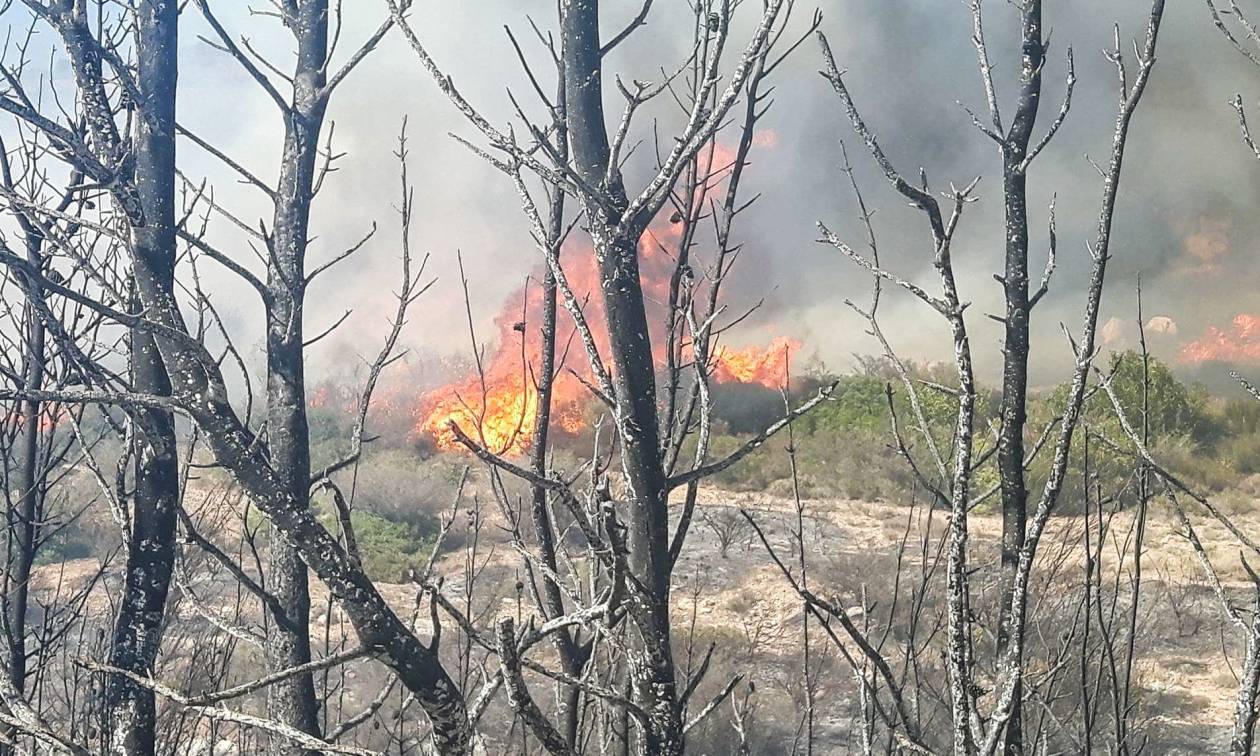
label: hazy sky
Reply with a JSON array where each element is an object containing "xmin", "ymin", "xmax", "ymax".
[{"xmin": 11, "ymin": 0, "xmax": 1260, "ymax": 390}]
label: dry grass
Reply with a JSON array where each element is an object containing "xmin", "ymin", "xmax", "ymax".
[{"xmin": 24, "ymin": 480, "xmax": 1260, "ymax": 752}]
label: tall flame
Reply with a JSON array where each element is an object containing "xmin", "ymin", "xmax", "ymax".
[{"xmin": 415, "ymin": 132, "xmax": 789, "ymax": 455}]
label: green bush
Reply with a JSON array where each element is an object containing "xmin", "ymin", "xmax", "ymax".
[
  {"xmin": 351, "ymin": 449, "xmax": 470, "ymax": 525},
  {"xmin": 806, "ymin": 374, "xmax": 893, "ymax": 434},
  {"xmin": 1219, "ymin": 397, "xmax": 1260, "ymax": 437},
  {"xmin": 1022, "ymin": 351, "xmax": 1227, "ymax": 511},
  {"xmin": 1160, "ymin": 434, "xmax": 1239, "ymax": 492},
  {"xmin": 696, "ymin": 363, "xmax": 985, "ymax": 502},
  {"xmin": 321, "ymin": 509, "xmax": 440, "ymax": 583},
  {"xmin": 1225, "ymin": 433, "xmax": 1260, "ymax": 476},
  {"xmin": 35, "ymin": 524, "xmax": 99, "ymax": 564},
  {"xmin": 1068, "ymin": 351, "xmax": 1216, "ymax": 445}
]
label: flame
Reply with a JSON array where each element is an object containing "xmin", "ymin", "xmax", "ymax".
[
  {"xmin": 698, "ymin": 128, "xmax": 777, "ymax": 183},
  {"xmin": 308, "ymin": 384, "xmax": 334, "ymax": 410},
  {"xmin": 419, "ymin": 374, "xmax": 588, "ymax": 455},
  {"xmin": 416, "ymin": 133, "xmax": 789, "ymax": 455},
  {"xmin": 712, "ymin": 337, "xmax": 800, "ymax": 389},
  {"xmin": 1180, "ymin": 314, "xmax": 1260, "ymax": 364},
  {"xmin": 307, "ymin": 382, "xmax": 361, "ymax": 416},
  {"xmin": 752, "ymin": 129, "xmax": 779, "ymax": 149},
  {"xmin": 421, "ymin": 377, "xmax": 536, "ymax": 455},
  {"xmin": 414, "ymin": 230, "xmax": 648, "ymax": 455}
]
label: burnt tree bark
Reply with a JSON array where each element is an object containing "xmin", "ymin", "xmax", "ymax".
[
  {"xmin": 992, "ymin": 5, "xmax": 1045, "ymax": 753},
  {"xmin": 0, "ymin": 115, "xmax": 103, "ymax": 754},
  {"xmin": 92, "ymin": 265, "xmax": 476, "ymax": 751},
  {"xmin": 560, "ymin": 4, "xmax": 682, "ymax": 752},
  {"xmin": 387, "ymin": 1, "xmax": 795, "ymax": 748},
  {"xmin": 106, "ymin": 1, "xmax": 182, "ymax": 752},
  {"xmin": 817, "ymin": 0, "xmax": 1164, "ymax": 749},
  {"xmin": 188, "ymin": 1, "xmax": 401, "ymax": 746},
  {"xmin": 0, "ymin": 197, "xmax": 47, "ymax": 756},
  {"xmin": 2, "ymin": 2, "xmax": 478, "ymax": 752},
  {"xmin": 524, "ymin": 90, "xmax": 590, "ymax": 747},
  {"xmin": 261, "ymin": 2, "xmax": 329, "ymax": 748},
  {"xmin": 20, "ymin": 0, "xmax": 184, "ymax": 751}
]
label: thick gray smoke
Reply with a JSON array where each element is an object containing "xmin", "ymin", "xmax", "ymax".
[{"xmin": 170, "ymin": 1, "xmax": 1260, "ymax": 388}]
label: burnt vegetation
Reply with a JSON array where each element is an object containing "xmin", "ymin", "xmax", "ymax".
[{"xmin": 4, "ymin": 0, "xmax": 1260, "ymax": 754}]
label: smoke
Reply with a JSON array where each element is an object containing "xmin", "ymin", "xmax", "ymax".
[{"xmin": 25, "ymin": 0, "xmax": 1260, "ymax": 388}]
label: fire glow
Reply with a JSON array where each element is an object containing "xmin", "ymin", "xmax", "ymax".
[
  {"xmin": 418, "ymin": 336, "xmax": 798, "ymax": 456},
  {"xmin": 712, "ymin": 337, "xmax": 799, "ymax": 386},
  {"xmin": 405, "ymin": 132, "xmax": 793, "ymax": 455},
  {"xmin": 1180, "ymin": 314, "xmax": 1260, "ymax": 365},
  {"xmin": 413, "ymin": 229, "xmax": 799, "ymax": 455},
  {"xmin": 3, "ymin": 408, "xmax": 64, "ymax": 435}
]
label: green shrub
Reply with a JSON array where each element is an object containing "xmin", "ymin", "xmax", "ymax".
[
  {"xmin": 321, "ymin": 509, "xmax": 440, "ymax": 583},
  {"xmin": 696, "ymin": 364, "xmax": 977, "ymax": 502},
  {"xmin": 1160, "ymin": 434, "xmax": 1239, "ymax": 492},
  {"xmin": 352, "ymin": 449, "xmax": 470, "ymax": 524},
  {"xmin": 1220, "ymin": 397, "xmax": 1260, "ymax": 437},
  {"xmin": 35, "ymin": 524, "xmax": 99, "ymax": 564},
  {"xmin": 1074, "ymin": 351, "xmax": 1216, "ymax": 444},
  {"xmin": 806, "ymin": 374, "xmax": 892, "ymax": 435},
  {"xmin": 1224, "ymin": 433, "xmax": 1260, "ymax": 476}
]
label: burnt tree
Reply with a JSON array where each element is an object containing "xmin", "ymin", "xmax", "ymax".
[
  {"xmin": 386, "ymin": 1, "xmax": 832, "ymax": 753},
  {"xmin": 187, "ymin": 0, "xmax": 394, "ymax": 747},
  {"xmin": 0, "ymin": 1, "xmax": 185, "ymax": 751},
  {"xmin": 0, "ymin": 3, "xmax": 477, "ymax": 752}
]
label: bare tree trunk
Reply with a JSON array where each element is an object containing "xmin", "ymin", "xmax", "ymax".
[
  {"xmin": 526, "ymin": 145, "xmax": 588, "ymax": 746},
  {"xmin": 106, "ymin": 1, "xmax": 181, "ymax": 751},
  {"xmin": 261, "ymin": 2, "xmax": 330, "ymax": 749},
  {"xmin": 561, "ymin": 3, "xmax": 682, "ymax": 751},
  {"xmin": 3, "ymin": 2, "xmax": 471, "ymax": 752},
  {"xmin": 995, "ymin": 5, "xmax": 1045, "ymax": 753},
  {"xmin": 1, "ymin": 228, "xmax": 46, "ymax": 754},
  {"xmin": 1232, "ymin": 606, "xmax": 1260, "ymax": 755}
]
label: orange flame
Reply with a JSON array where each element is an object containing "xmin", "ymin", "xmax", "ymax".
[
  {"xmin": 419, "ymin": 371, "xmax": 589, "ymax": 456},
  {"xmin": 1180, "ymin": 314, "xmax": 1260, "ymax": 364},
  {"xmin": 414, "ymin": 231, "xmax": 641, "ymax": 455},
  {"xmin": 421, "ymin": 378, "xmax": 536, "ymax": 455},
  {"xmin": 712, "ymin": 337, "xmax": 800, "ymax": 389},
  {"xmin": 308, "ymin": 385, "xmax": 334, "ymax": 410},
  {"xmin": 417, "ymin": 133, "xmax": 788, "ymax": 455}
]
